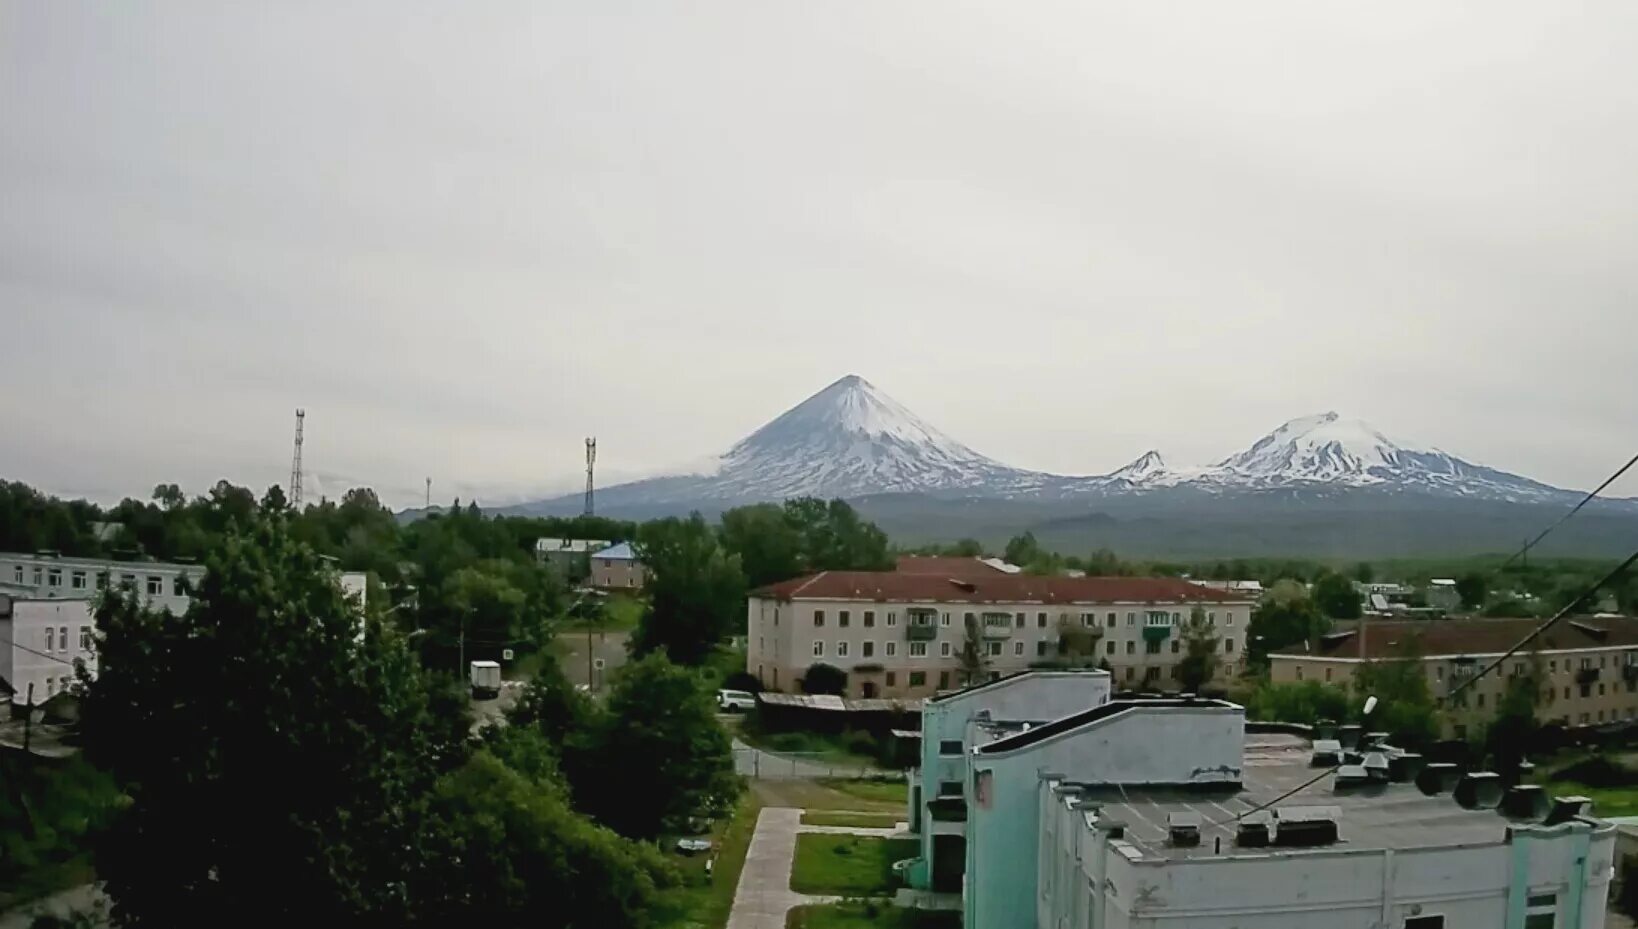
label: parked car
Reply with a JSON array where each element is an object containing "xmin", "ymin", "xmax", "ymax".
[{"xmin": 716, "ymin": 689, "xmax": 756, "ymax": 712}]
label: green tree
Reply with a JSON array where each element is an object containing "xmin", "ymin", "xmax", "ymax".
[
  {"xmin": 958, "ymin": 613, "xmax": 990, "ymax": 685},
  {"xmin": 1486, "ymin": 648, "xmax": 1545, "ymax": 785},
  {"xmin": 259, "ymin": 483, "xmax": 289, "ymax": 513},
  {"xmin": 419, "ymin": 749, "xmax": 676, "ymax": 928},
  {"xmin": 1246, "ymin": 595, "xmax": 1328, "ymax": 667},
  {"xmin": 80, "ymin": 519, "xmax": 459, "ymax": 926},
  {"xmin": 800, "ymin": 662, "xmax": 848, "ymax": 695},
  {"xmin": 1312, "ymin": 573, "xmax": 1362, "ymax": 620},
  {"xmin": 1003, "ymin": 531, "xmax": 1042, "ymax": 568},
  {"xmin": 1352, "ymin": 561, "xmax": 1375, "ymax": 584},
  {"xmin": 1456, "ymin": 573, "xmax": 1488, "ymax": 611},
  {"xmin": 1354, "ymin": 641, "xmax": 1439, "ymax": 748},
  {"xmin": 631, "ymin": 515, "xmax": 746, "ymax": 665},
  {"xmin": 718, "ymin": 503, "xmax": 804, "ymax": 589},
  {"xmin": 949, "ymin": 538, "xmax": 984, "ymax": 557},
  {"xmin": 577, "ymin": 654, "xmax": 739, "ymax": 838},
  {"xmin": 1176, "ymin": 605, "xmax": 1221, "ymax": 693}
]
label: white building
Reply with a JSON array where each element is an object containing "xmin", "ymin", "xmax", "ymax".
[
  {"xmin": 0, "ymin": 552, "xmax": 201, "ymax": 614},
  {"xmin": 0, "ymin": 595, "xmax": 96, "ymax": 704},
  {"xmin": 1427, "ymin": 578, "xmax": 1462, "ymax": 611},
  {"xmin": 747, "ymin": 571, "xmax": 1254, "ymax": 698},
  {"xmin": 937, "ymin": 692, "xmax": 1615, "ymax": 929}
]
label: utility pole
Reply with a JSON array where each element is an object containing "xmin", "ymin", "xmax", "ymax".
[
  {"xmin": 425, "ymin": 477, "xmax": 432, "ymax": 509},
  {"xmin": 288, "ymin": 409, "xmax": 306, "ymax": 509},
  {"xmin": 584, "ymin": 437, "xmax": 597, "ymax": 517},
  {"xmin": 21, "ymin": 682, "xmax": 33, "ymax": 754}
]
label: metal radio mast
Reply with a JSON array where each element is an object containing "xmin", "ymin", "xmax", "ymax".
[
  {"xmin": 288, "ymin": 409, "xmax": 306, "ymax": 509},
  {"xmin": 584, "ymin": 437, "xmax": 597, "ymax": 516}
]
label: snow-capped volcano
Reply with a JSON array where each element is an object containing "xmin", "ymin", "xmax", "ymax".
[{"xmin": 706, "ymin": 375, "xmax": 1044, "ymax": 499}]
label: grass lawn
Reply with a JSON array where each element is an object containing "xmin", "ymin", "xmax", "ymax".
[
  {"xmin": 800, "ymin": 810, "xmax": 901, "ymax": 828},
  {"xmin": 787, "ymin": 901, "xmax": 960, "ymax": 929},
  {"xmin": 818, "ymin": 778, "xmax": 908, "ymax": 806},
  {"xmin": 654, "ymin": 792, "xmax": 764, "ymax": 929},
  {"xmin": 600, "ymin": 593, "xmax": 645, "ymax": 630},
  {"xmin": 1531, "ymin": 780, "xmax": 1638, "ymax": 817},
  {"xmin": 749, "ymin": 779, "xmax": 901, "ymax": 812},
  {"xmin": 789, "ymin": 835, "xmax": 918, "ymax": 896}
]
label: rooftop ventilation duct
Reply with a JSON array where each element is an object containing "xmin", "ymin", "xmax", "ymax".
[
  {"xmin": 1235, "ymin": 813, "xmax": 1271, "ymax": 848},
  {"xmin": 1333, "ymin": 764, "xmax": 1382, "ymax": 796},
  {"xmin": 1310, "ymin": 739, "xmax": 1343, "ymax": 767},
  {"xmin": 1336, "ymin": 724, "xmax": 1363, "ymax": 749},
  {"xmin": 1273, "ymin": 806, "xmax": 1341, "ymax": 847},
  {"xmin": 1544, "ymin": 796, "xmax": 1592, "ymax": 826},
  {"xmin": 1167, "ymin": 811, "xmax": 1202, "ymax": 847},
  {"xmin": 1416, "ymin": 762, "xmax": 1462, "ymax": 796},
  {"xmin": 1097, "ymin": 817, "xmax": 1127, "ymax": 839},
  {"xmin": 1361, "ymin": 731, "xmax": 1390, "ymax": 751},
  {"xmin": 1388, "ymin": 753, "xmax": 1426, "ymax": 783},
  {"xmin": 1500, "ymin": 785, "xmax": 1550, "ymax": 821},
  {"xmin": 1454, "ymin": 772, "xmax": 1505, "ymax": 810},
  {"xmin": 1362, "ymin": 752, "xmax": 1391, "ymax": 782}
]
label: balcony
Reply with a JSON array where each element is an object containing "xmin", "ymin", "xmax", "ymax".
[
  {"xmin": 906, "ymin": 623, "xmax": 938, "ymax": 642},
  {"xmin": 1141, "ymin": 624, "xmax": 1173, "ymax": 644},
  {"xmin": 1623, "ymin": 664, "xmax": 1638, "ymax": 683},
  {"xmin": 981, "ymin": 613, "xmax": 1014, "ymax": 639},
  {"xmin": 1576, "ymin": 667, "xmax": 1601, "ymax": 685}
]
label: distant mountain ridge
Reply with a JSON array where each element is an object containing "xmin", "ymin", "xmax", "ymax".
[{"xmin": 501, "ymin": 375, "xmax": 1611, "ymax": 515}]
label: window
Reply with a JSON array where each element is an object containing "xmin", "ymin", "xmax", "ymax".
[
  {"xmin": 1525, "ymin": 892, "xmax": 1556, "ymax": 929},
  {"xmin": 1145, "ymin": 640, "xmax": 1160, "ymax": 654},
  {"xmin": 1013, "ymin": 641, "xmax": 1024, "ymax": 656},
  {"xmin": 1173, "ymin": 612, "xmax": 1182, "ymax": 624},
  {"xmin": 885, "ymin": 671, "xmax": 896, "ymax": 686},
  {"xmin": 1564, "ymin": 687, "xmax": 1570, "ymax": 700},
  {"xmin": 837, "ymin": 641, "xmax": 849, "ymax": 657},
  {"xmin": 59, "ymin": 626, "xmax": 67, "ymax": 652},
  {"xmin": 887, "ymin": 612, "xmax": 897, "ymax": 626},
  {"xmin": 79, "ymin": 626, "xmax": 91, "ymax": 650},
  {"xmin": 987, "ymin": 641, "xmax": 1001, "ymax": 657},
  {"xmin": 1580, "ymin": 684, "xmax": 1591, "ymax": 698},
  {"xmin": 963, "ymin": 612, "xmax": 975, "ymax": 626},
  {"xmin": 909, "ymin": 671, "xmax": 926, "ymax": 686},
  {"xmin": 1126, "ymin": 641, "xmax": 1135, "ymax": 655},
  {"xmin": 1208, "ymin": 611, "xmax": 1216, "ymax": 625},
  {"xmin": 146, "ymin": 576, "xmax": 162, "ymax": 596},
  {"xmin": 1404, "ymin": 916, "xmax": 1445, "ymax": 929},
  {"xmin": 1224, "ymin": 639, "xmax": 1235, "ymax": 653},
  {"xmin": 1105, "ymin": 640, "xmax": 1116, "ymax": 655},
  {"xmin": 1037, "ymin": 641, "xmax": 1050, "ymax": 657},
  {"xmin": 864, "ymin": 611, "xmax": 875, "ymax": 627},
  {"xmin": 1106, "ymin": 614, "xmax": 1116, "ymax": 628},
  {"xmin": 1602, "ymin": 656, "xmax": 1608, "ymax": 668},
  {"xmin": 1016, "ymin": 612, "xmax": 1025, "ymax": 628},
  {"xmin": 939, "ymin": 740, "xmax": 963, "ymax": 756},
  {"xmin": 32, "ymin": 567, "xmax": 42, "ymax": 585},
  {"xmin": 938, "ymin": 671, "xmax": 950, "ymax": 689},
  {"xmin": 1145, "ymin": 666, "xmax": 1161, "ymax": 682},
  {"xmin": 1296, "ymin": 666, "xmax": 1305, "ymax": 681},
  {"xmin": 910, "ymin": 642, "xmax": 927, "ymax": 657},
  {"xmin": 71, "ymin": 570, "xmax": 86, "ymax": 589},
  {"xmin": 1477, "ymin": 693, "xmax": 1485, "ymax": 708},
  {"xmin": 839, "ymin": 611, "xmax": 850, "ymax": 628},
  {"xmin": 938, "ymin": 780, "xmax": 963, "ymax": 797},
  {"xmin": 886, "ymin": 641, "xmax": 898, "ymax": 657},
  {"xmin": 1600, "ymin": 683, "xmax": 1606, "ymax": 696},
  {"xmin": 941, "ymin": 613, "xmax": 951, "ymax": 627},
  {"xmin": 813, "ymin": 641, "xmax": 824, "ymax": 657},
  {"xmin": 172, "ymin": 576, "xmax": 187, "ymax": 597},
  {"xmin": 1550, "ymin": 660, "xmax": 1557, "ymax": 673},
  {"xmin": 1226, "ymin": 612, "xmax": 1234, "ymax": 626},
  {"xmin": 1126, "ymin": 612, "xmax": 1135, "ymax": 626},
  {"xmin": 48, "ymin": 569, "xmax": 62, "ymax": 587},
  {"xmin": 1169, "ymin": 639, "xmax": 1180, "ymax": 654},
  {"xmin": 1037, "ymin": 612, "xmax": 1048, "ymax": 628},
  {"xmin": 1513, "ymin": 662, "xmax": 1525, "ymax": 676},
  {"xmin": 45, "ymin": 627, "xmax": 55, "ymax": 652},
  {"xmin": 11, "ymin": 566, "xmax": 19, "ymax": 583},
  {"xmin": 940, "ymin": 642, "xmax": 952, "ymax": 657},
  {"xmin": 814, "ymin": 610, "xmax": 825, "ymax": 627},
  {"xmin": 1325, "ymin": 667, "xmax": 1333, "ymax": 682},
  {"xmin": 862, "ymin": 641, "xmax": 874, "ymax": 658},
  {"xmin": 1124, "ymin": 667, "xmax": 1134, "ymax": 680},
  {"xmin": 97, "ymin": 571, "xmax": 109, "ymax": 589},
  {"xmin": 1080, "ymin": 612, "xmax": 1094, "ymax": 627}
]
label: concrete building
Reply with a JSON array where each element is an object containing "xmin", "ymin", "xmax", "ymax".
[
  {"xmin": 910, "ymin": 685, "xmax": 1617, "ymax": 929},
  {"xmin": 1270, "ymin": 616, "xmax": 1638, "ymax": 736},
  {"xmin": 0, "ymin": 595, "xmax": 96, "ymax": 704},
  {"xmin": 0, "ymin": 551, "xmax": 202, "ymax": 614},
  {"xmin": 905, "ymin": 670, "xmax": 1112, "ymax": 893},
  {"xmin": 588, "ymin": 542, "xmax": 646, "ymax": 589},
  {"xmin": 746, "ymin": 571, "xmax": 1252, "ymax": 698},
  {"xmin": 1427, "ymin": 578, "xmax": 1462, "ymax": 611},
  {"xmin": 532, "ymin": 537, "xmax": 610, "ymax": 576}
]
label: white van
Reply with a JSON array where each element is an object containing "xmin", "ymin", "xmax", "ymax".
[
  {"xmin": 716, "ymin": 689, "xmax": 756, "ymax": 712},
  {"xmin": 470, "ymin": 660, "xmax": 502, "ymax": 699}
]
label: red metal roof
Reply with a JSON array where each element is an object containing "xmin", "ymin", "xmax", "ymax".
[
  {"xmin": 752, "ymin": 570, "xmax": 1247, "ymax": 605},
  {"xmin": 1273, "ymin": 616, "xmax": 1638, "ymax": 660},
  {"xmin": 894, "ymin": 555, "xmax": 1005, "ymax": 576}
]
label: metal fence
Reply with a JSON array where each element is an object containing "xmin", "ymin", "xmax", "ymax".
[{"xmin": 732, "ymin": 746, "xmax": 904, "ymax": 781}]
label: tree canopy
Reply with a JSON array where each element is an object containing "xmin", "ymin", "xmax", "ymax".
[
  {"xmin": 718, "ymin": 497, "xmax": 891, "ymax": 588},
  {"xmin": 631, "ymin": 514, "xmax": 747, "ymax": 665}
]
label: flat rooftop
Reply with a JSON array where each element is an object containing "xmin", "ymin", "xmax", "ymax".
[{"xmin": 1065, "ymin": 734, "xmax": 1526, "ymax": 861}]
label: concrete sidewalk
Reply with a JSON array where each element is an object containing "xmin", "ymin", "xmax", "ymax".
[{"xmin": 725, "ymin": 807, "xmax": 840, "ymax": 929}]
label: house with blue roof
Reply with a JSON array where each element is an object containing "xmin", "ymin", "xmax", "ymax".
[{"xmin": 590, "ymin": 542, "xmax": 646, "ymax": 589}]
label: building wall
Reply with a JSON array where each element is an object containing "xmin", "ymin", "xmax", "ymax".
[
  {"xmin": 0, "ymin": 552, "xmax": 200, "ymax": 614},
  {"xmin": 748, "ymin": 595, "xmax": 1250, "ymax": 698},
  {"xmin": 967, "ymin": 704, "xmax": 1244, "ymax": 929},
  {"xmin": 591, "ymin": 558, "xmax": 646, "ymax": 589},
  {"xmin": 1037, "ymin": 783, "xmax": 1614, "ymax": 929},
  {"xmin": 0, "ymin": 599, "xmax": 97, "ymax": 703},
  {"xmin": 1272, "ymin": 647, "xmax": 1638, "ymax": 736}
]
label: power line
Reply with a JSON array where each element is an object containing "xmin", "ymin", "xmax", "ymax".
[
  {"xmin": 0, "ymin": 633, "xmax": 83, "ymax": 667},
  {"xmin": 1440, "ymin": 547, "xmax": 1638, "ymax": 706},
  {"xmin": 1497, "ymin": 451, "xmax": 1638, "ymax": 573}
]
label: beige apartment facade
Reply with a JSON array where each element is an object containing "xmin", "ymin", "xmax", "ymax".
[
  {"xmin": 1270, "ymin": 616, "xmax": 1638, "ymax": 737},
  {"xmin": 747, "ymin": 571, "xmax": 1253, "ymax": 698}
]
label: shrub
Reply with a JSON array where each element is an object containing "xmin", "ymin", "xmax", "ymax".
[{"xmin": 841, "ymin": 729, "xmax": 878, "ymax": 756}]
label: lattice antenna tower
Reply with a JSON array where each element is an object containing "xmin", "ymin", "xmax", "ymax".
[
  {"xmin": 289, "ymin": 409, "xmax": 306, "ymax": 508},
  {"xmin": 584, "ymin": 437, "xmax": 597, "ymax": 517}
]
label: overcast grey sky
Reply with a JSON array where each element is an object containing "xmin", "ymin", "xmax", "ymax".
[{"xmin": 3, "ymin": 2, "xmax": 1635, "ymax": 508}]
